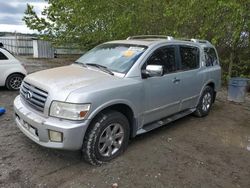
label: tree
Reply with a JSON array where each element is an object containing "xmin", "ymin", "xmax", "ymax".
[
  {"xmin": 164, "ymin": 0, "xmax": 249, "ymax": 79},
  {"xmin": 23, "ymin": 0, "xmax": 249, "ymax": 79},
  {"xmin": 23, "ymin": 0, "xmax": 169, "ymax": 48}
]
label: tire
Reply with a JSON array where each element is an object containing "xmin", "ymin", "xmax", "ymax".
[
  {"xmin": 194, "ymin": 86, "xmax": 214, "ymax": 117},
  {"xmin": 6, "ymin": 73, "xmax": 24, "ymax": 91},
  {"xmin": 82, "ymin": 110, "xmax": 130, "ymax": 166}
]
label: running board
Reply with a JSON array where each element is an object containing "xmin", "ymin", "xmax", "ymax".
[{"xmin": 136, "ymin": 108, "xmax": 196, "ymax": 135}]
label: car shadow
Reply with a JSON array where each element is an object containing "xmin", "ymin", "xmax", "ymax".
[
  {"xmin": 38, "ymin": 114, "xmax": 196, "ymax": 166},
  {"xmin": 0, "ymin": 86, "xmax": 9, "ymax": 91}
]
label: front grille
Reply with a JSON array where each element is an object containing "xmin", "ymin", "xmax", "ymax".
[{"xmin": 20, "ymin": 81, "xmax": 48, "ymax": 112}]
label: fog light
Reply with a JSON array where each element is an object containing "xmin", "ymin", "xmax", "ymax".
[{"xmin": 49, "ymin": 130, "xmax": 63, "ymax": 142}]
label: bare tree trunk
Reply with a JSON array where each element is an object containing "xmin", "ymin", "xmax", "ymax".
[{"xmin": 228, "ymin": 50, "xmax": 234, "ymax": 79}]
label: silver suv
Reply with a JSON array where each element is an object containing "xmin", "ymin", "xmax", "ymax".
[{"xmin": 14, "ymin": 35, "xmax": 221, "ymax": 165}]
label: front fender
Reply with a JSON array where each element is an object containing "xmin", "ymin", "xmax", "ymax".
[{"xmin": 87, "ymin": 99, "xmax": 137, "ymax": 120}]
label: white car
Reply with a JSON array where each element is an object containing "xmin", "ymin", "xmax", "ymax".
[{"xmin": 0, "ymin": 47, "xmax": 27, "ymax": 90}]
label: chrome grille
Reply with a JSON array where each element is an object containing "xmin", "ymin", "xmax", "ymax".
[{"xmin": 20, "ymin": 81, "xmax": 48, "ymax": 112}]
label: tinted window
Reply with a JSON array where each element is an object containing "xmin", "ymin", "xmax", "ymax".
[
  {"xmin": 0, "ymin": 51, "xmax": 8, "ymax": 60},
  {"xmin": 147, "ymin": 46, "xmax": 177, "ymax": 74},
  {"xmin": 204, "ymin": 48, "xmax": 218, "ymax": 66},
  {"xmin": 180, "ymin": 46, "xmax": 199, "ymax": 70}
]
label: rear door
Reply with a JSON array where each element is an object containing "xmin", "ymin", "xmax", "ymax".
[
  {"xmin": 177, "ymin": 45, "xmax": 204, "ymax": 111},
  {"xmin": 204, "ymin": 47, "xmax": 221, "ymax": 90}
]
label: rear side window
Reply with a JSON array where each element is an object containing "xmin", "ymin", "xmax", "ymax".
[
  {"xmin": 179, "ymin": 46, "xmax": 199, "ymax": 70},
  {"xmin": 0, "ymin": 51, "xmax": 8, "ymax": 60},
  {"xmin": 204, "ymin": 48, "xmax": 218, "ymax": 66}
]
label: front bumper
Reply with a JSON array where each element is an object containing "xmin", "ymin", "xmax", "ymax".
[{"xmin": 14, "ymin": 95, "xmax": 90, "ymax": 150}]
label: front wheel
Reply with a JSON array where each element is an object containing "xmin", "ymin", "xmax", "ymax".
[
  {"xmin": 82, "ymin": 110, "xmax": 130, "ymax": 166},
  {"xmin": 194, "ymin": 86, "xmax": 214, "ymax": 117}
]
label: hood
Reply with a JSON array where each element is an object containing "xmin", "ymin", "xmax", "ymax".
[{"xmin": 24, "ymin": 64, "xmax": 119, "ymax": 101}]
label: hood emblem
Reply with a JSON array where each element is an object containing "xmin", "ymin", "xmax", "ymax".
[{"xmin": 25, "ymin": 91, "xmax": 33, "ymax": 100}]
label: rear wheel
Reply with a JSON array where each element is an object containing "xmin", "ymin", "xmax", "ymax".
[
  {"xmin": 194, "ymin": 86, "xmax": 214, "ymax": 117},
  {"xmin": 6, "ymin": 74, "xmax": 24, "ymax": 90},
  {"xmin": 82, "ymin": 110, "xmax": 130, "ymax": 166}
]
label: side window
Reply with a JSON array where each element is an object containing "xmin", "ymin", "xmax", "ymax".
[
  {"xmin": 0, "ymin": 51, "xmax": 8, "ymax": 60},
  {"xmin": 147, "ymin": 49, "xmax": 165, "ymax": 67},
  {"xmin": 161, "ymin": 47, "xmax": 177, "ymax": 73},
  {"xmin": 179, "ymin": 46, "xmax": 199, "ymax": 70},
  {"xmin": 147, "ymin": 46, "xmax": 177, "ymax": 74},
  {"xmin": 204, "ymin": 48, "xmax": 218, "ymax": 66}
]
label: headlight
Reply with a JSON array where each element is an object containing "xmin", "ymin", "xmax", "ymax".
[{"xmin": 49, "ymin": 101, "xmax": 90, "ymax": 120}]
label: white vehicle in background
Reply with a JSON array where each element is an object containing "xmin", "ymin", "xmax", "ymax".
[{"xmin": 0, "ymin": 45, "xmax": 27, "ymax": 90}]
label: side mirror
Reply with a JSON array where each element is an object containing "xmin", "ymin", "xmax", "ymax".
[
  {"xmin": 142, "ymin": 65, "xmax": 164, "ymax": 78},
  {"xmin": 0, "ymin": 42, "xmax": 3, "ymax": 48}
]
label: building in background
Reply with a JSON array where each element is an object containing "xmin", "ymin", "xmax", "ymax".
[
  {"xmin": 33, "ymin": 39, "xmax": 54, "ymax": 58},
  {"xmin": 0, "ymin": 33, "xmax": 83, "ymax": 58},
  {"xmin": 0, "ymin": 35, "xmax": 33, "ymax": 55}
]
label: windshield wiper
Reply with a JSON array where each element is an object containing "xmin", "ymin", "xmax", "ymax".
[
  {"xmin": 85, "ymin": 63, "xmax": 114, "ymax": 75},
  {"xmin": 74, "ymin": 61, "xmax": 87, "ymax": 67}
]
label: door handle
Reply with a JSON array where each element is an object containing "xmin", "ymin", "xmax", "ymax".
[{"xmin": 172, "ymin": 78, "xmax": 181, "ymax": 83}]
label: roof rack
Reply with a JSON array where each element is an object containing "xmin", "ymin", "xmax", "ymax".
[
  {"xmin": 127, "ymin": 35, "xmax": 174, "ymax": 40},
  {"xmin": 126, "ymin": 35, "xmax": 211, "ymax": 45}
]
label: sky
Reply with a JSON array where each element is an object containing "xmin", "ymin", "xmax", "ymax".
[{"xmin": 0, "ymin": 0, "xmax": 48, "ymax": 34}]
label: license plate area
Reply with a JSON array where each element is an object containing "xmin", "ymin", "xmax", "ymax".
[
  {"xmin": 16, "ymin": 114, "xmax": 38, "ymax": 137},
  {"xmin": 28, "ymin": 125, "xmax": 37, "ymax": 136}
]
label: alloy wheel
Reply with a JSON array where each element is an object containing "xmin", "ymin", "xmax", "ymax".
[
  {"xmin": 202, "ymin": 93, "xmax": 212, "ymax": 112},
  {"xmin": 98, "ymin": 123, "xmax": 124, "ymax": 157}
]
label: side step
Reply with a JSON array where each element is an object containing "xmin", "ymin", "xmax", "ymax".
[{"xmin": 136, "ymin": 108, "xmax": 196, "ymax": 135}]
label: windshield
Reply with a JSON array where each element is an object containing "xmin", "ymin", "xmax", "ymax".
[{"xmin": 76, "ymin": 43, "xmax": 147, "ymax": 73}]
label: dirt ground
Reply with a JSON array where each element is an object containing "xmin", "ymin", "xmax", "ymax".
[{"xmin": 0, "ymin": 56, "xmax": 250, "ymax": 188}]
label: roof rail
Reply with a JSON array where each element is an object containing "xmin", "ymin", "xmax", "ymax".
[
  {"xmin": 176, "ymin": 38, "xmax": 210, "ymax": 44},
  {"xmin": 190, "ymin": 38, "xmax": 210, "ymax": 44},
  {"xmin": 127, "ymin": 35, "xmax": 173, "ymax": 40}
]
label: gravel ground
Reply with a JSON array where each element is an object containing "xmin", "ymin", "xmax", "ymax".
[{"xmin": 0, "ymin": 56, "xmax": 250, "ymax": 188}]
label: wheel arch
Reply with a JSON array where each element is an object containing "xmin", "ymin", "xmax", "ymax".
[
  {"xmin": 196, "ymin": 80, "xmax": 216, "ymax": 107},
  {"xmin": 205, "ymin": 81, "xmax": 216, "ymax": 103},
  {"xmin": 87, "ymin": 103, "xmax": 137, "ymax": 139},
  {"xmin": 5, "ymin": 72, "xmax": 26, "ymax": 85},
  {"xmin": 206, "ymin": 82, "xmax": 215, "ymax": 90}
]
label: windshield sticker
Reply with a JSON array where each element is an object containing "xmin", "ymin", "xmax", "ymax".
[
  {"xmin": 128, "ymin": 47, "xmax": 145, "ymax": 52},
  {"xmin": 123, "ymin": 50, "xmax": 135, "ymax": 57}
]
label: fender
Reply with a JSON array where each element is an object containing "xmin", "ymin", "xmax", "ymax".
[
  {"xmin": 1, "ymin": 66, "xmax": 27, "ymax": 86},
  {"xmin": 87, "ymin": 99, "xmax": 137, "ymax": 120},
  {"xmin": 86, "ymin": 99, "xmax": 139, "ymax": 137}
]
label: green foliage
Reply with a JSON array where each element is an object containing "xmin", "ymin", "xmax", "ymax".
[
  {"xmin": 163, "ymin": 0, "xmax": 250, "ymax": 81},
  {"xmin": 23, "ymin": 0, "xmax": 249, "ymax": 81},
  {"xmin": 23, "ymin": 0, "xmax": 169, "ymax": 48}
]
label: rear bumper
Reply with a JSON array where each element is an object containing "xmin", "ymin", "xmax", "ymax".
[{"xmin": 14, "ymin": 95, "xmax": 90, "ymax": 150}]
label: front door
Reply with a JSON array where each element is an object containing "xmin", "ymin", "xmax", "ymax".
[{"xmin": 142, "ymin": 45, "xmax": 181, "ymax": 124}]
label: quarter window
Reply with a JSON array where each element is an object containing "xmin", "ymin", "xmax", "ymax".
[
  {"xmin": 147, "ymin": 46, "xmax": 177, "ymax": 74},
  {"xmin": 204, "ymin": 48, "xmax": 218, "ymax": 66},
  {"xmin": 180, "ymin": 46, "xmax": 199, "ymax": 70},
  {"xmin": 0, "ymin": 51, "xmax": 8, "ymax": 60}
]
